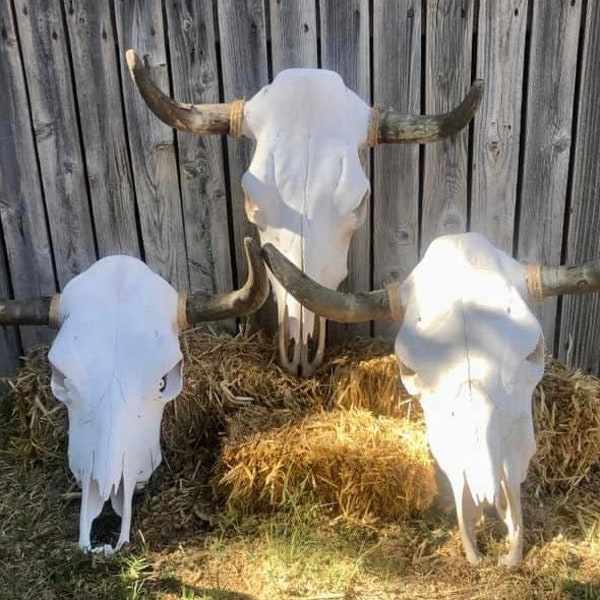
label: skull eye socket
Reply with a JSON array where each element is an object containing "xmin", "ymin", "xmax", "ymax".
[
  {"xmin": 158, "ymin": 375, "xmax": 167, "ymax": 392},
  {"xmin": 156, "ymin": 360, "xmax": 183, "ymax": 401},
  {"xmin": 351, "ymin": 192, "xmax": 369, "ymax": 228},
  {"xmin": 244, "ymin": 194, "xmax": 267, "ymax": 232},
  {"xmin": 50, "ymin": 365, "xmax": 71, "ymax": 404},
  {"xmin": 526, "ymin": 334, "xmax": 545, "ymax": 364}
]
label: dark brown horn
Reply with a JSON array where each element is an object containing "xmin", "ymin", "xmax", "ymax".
[
  {"xmin": 526, "ymin": 258, "xmax": 600, "ymax": 299},
  {"xmin": 261, "ymin": 243, "xmax": 393, "ymax": 323},
  {"xmin": 373, "ymin": 79, "xmax": 484, "ymax": 145},
  {"xmin": 182, "ymin": 238, "xmax": 268, "ymax": 327},
  {"xmin": 125, "ymin": 49, "xmax": 243, "ymax": 136},
  {"xmin": 0, "ymin": 295, "xmax": 60, "ymax": 327}
]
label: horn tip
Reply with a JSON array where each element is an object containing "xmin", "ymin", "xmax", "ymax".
[
  {"xmin": 471, "ymin": 79, "xmax": 485, "ymax": 96},
  {"xmin": 243, "ymin": 237, "xmax": 259, "ymax": 252},
  {"xmin": 125, "ymin": 49, "xmax": 139, "ymax": 71}
]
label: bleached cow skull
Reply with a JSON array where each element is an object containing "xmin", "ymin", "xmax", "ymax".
[
  {"xmin": 261, "ymin": 232, "xmax": 600, "ymax": 566},
  {"xmin": 0, "ymin": 238, "xmax": 267, "ymax": 554},
  {"xmin": 125, "ymin": 49, "xmax": 484, "ymax": 376}
]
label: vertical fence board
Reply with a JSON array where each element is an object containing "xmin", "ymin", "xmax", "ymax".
[
  {"xmin": 65, "ymin": 0, "xmax": 140, "ymax": 258},
  {"xmin": 13, "ymin": 0, "xmax": 96, "ymax": 288},
  {"xmin": 115, "ymin": 0, "xmax": 189, "ymax": 290},
  {"xmin": 165, "ymin": 0, "xmax": 234, "ymax": 332},
  {"xmin": 518, "ymin": 0, "xmax": 581, "ymax": 349},
  {"xmin": 269, "ymin": 0, "xmax": 318, "ymax": 74},
  {"xmin": 470, "ymin": 0, "xmax": 527, "ymax": 253},
  {"xmin": 372, "ymin": 0, "xmax": 421, "ymax": 340},
  {"xmin": 421, "ymin": 0, "xmax": 474, "ymax": 251},
  {"xmin": 319, "ymin": 0, "xmax": 370, "ymax": 341},
  {"xmin": 0, "ymin": 245, "xmax": 19, "ymax": 375},
  {"xmin": 0, "ymin": 0, "xmax": 55, "ymax": 350},
  {"xmin": 217, "ymin": 0, "xmax": 269, "ymax": 285},
  {"xmin": 558, "ymin": 1, "xmax": 600, "ymax": 373}
]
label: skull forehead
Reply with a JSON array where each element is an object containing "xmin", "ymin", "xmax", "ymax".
[
  {"xmin": 396, "ymin": 233, "xmax": 543, "ymax": 388},
  {"xmin": 243, "ymin": 68, "xmax": 371, "ymax": 218},
  {"xmin": 48, "ymin": 256, "xmax": 181, "ymax": 392},
  {"xmin": 245, "ymin": 68, "xmax": 371, "ymax": 142}
]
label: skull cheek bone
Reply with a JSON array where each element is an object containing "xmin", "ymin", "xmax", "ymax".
[
  {"xmin": 48, "ymin": 256, "xmax": 183, "ymax": 555},
  {"xmin": 260, "ymin": 231, "xmax": 600, "ymax": 566},
  {"xmin": 124, "ymin": 50, "xmax": 484, "ymax": 377},
  {"xmin": 0, "ymin": 238, "xmax": 267, "ymax": 554}
]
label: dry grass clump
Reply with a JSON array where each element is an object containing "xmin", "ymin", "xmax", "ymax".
[
  {"xmin": 159, "ymin": 330, "xmax": 325, "ymax": 473},
  {"xmin": 214, "ymin": 408, "xmax": 436, "ymax": 522},
  {"xmin": 530, "ymin": 356, "xmax": 600, "ymax": 493},
  {"xmin": 3, "ymin": 345, "xmax": 66, "ymax": 465}
]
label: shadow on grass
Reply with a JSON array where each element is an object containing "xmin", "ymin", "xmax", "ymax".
[
  {"xmin": 562, "ymin": 579, "xmax": 600, "ymax": 600},
  {"xmin": 149, "ymin": 576, "xmax": 258, "ymax": 599}
]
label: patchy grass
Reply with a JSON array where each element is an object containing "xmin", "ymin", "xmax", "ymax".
[{"xmin": 2, "ymin": 444, "xmax": 600, "ymax": 599}]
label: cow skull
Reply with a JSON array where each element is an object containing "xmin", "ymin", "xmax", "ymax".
[
  {"xmin": 125, "ymin": 49, "xmax": 484, "ymax": 376},
  {"xmin": 261, "ymin": 232, "xmax": 600, "ymax": 566},
  {"xmin": 0, "ymin": 238, "xmax": 267, "ymax": 554}
]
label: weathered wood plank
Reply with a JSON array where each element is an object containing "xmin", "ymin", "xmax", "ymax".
[
  {"xmin": 0, "ymin": 242, "xmax": 20, "ymax": 375},
  {"xmin": 216, "ymin": 1, "xmax": 269, "ymax": 281},
  {"xmin": 164, "ymin": 0, "xmax": 234, "ymax": 331},
  {"xmin": 558, "ymin": 0, "xmax": 600, "ymax": 373},
  {"xmin": 269, "ymin": 0, "xmax": 318, "ymax": 74},
  {"xmin": 13, "ymin": 0, "xmax": 96, "ymax": 288},
  {"xmin": 421, "ymin": 0, "xmax": 474, "ymax": 251},
  {"xmin": 517, "ymin": 0, "xmax": 581, "ymax": 351},
  {"xmin": 115, "ymin": 0, "xmax": 189, "ymax": 290},
  {"xmin": 372, "ymin": 0, "xmax": 421, "ymax": 340},
  {"xmin": 64, "ymin": 0, "xmax": 140, "ymax": 258},
  {"xmin": 319, "ymin": 0, "xmax": 371, "ymax": 342},
  {"xmin": 470, "ymin": 0, "xmax": 527, "ymax": 253},
  {"xmin": 0, "ymin": 0, "xmax": 55, "ymax": 350}
]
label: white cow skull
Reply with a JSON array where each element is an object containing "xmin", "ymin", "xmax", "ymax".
[
  {"xmin": 0, "ymin": 239, "xmax": 267, "ymax": 554},
  {"xmin": 125, "ymin": 50, "xmax": 484, "ymax": 376},
  {"xmin": 261, "ymin": 231, "xmax": 600, "ymax": 566}
]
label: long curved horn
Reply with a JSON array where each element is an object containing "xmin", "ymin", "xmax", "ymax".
[
  {"xmin": 181, "ymin": 238, "xmax": 269, "ymax": 328},
  {"xmin": 526, "ymin": 257, "xmax": 600, "ymax": 300},
  {"xmin": 372, "ymin": 79, "xmax": 484, "ymax": 145},
  {"xmin": 125, "ymin": 49, "xmax": 244, "ymax": 136},
  {"xmin": 261, "ymin": 243, "xmax": 393, "ymax": 323},
  {"xmin": 0, "ymin": 295, "xmax": 61, "ymax": 327}
]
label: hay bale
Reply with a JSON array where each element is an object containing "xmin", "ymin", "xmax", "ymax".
[
  {"xmin": 214, "ymin": 408, "xmax": 437, "ymax": 522},
  {"xmin": 329, "ymin": 353, "xmax": 420, "ymax": 419},
  {"xmin": 530, "ymin": 357, "xmax": 600, "ymax": 493}
]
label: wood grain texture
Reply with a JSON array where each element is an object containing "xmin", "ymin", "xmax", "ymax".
[
  {"xmin": 319, "ymin": 0, "xmax": 371, "ymax": 342},
  {"xmin": 115, "ymin": 0, "xmax": 189, "ymax": 290},
  {"xmin": 0, "ymin": 242, "xmax": 19, "ymax": 375},
  {"xmin": 164, "ymin": 0, "xmax": 234, "ymax": 332},
  {"xmin": 13, "ymin": 0, "xmax": 96, "ymax": 288},
  {"xmin": 558, "ymin": 0, "xmax": 600, "ymax": 373},
  {"xmin": 517, "ymin": 0, "xmax": 581, "ymax": 350},
  {"xmin": 216, "ymin": 0, "xmax": 269, "ymax": 282},
  {"xmin": 372, "ymin": 0, "xmax": 421, "ymax": 340},
  {"xmin": 421, "ymin": 0, "xmax": 474, "ymax": 251},
  {"xmin": 0, "ymin": 0, "xmax": 55, "ymax": 349},
  {"xmin": 470, "ymin": 0, "xmax": 527, "ymax": 253},
  {"xmin": 64, "ymin": 0, "xmax": 140, "ymax": 258},
  {"xmin": 269, "ymin": 0, "xmax": 318, "ymax": 74}
]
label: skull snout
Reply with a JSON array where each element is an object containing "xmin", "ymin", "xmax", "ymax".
[{"xmin": 269, "ymin": 274, "xmax": 326, "ymax": 377}]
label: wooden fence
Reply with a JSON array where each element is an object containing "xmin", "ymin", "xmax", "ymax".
[{"xmin": 0, "ymin": 0, "xmax": 599, "ymax": 376}]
